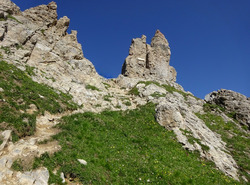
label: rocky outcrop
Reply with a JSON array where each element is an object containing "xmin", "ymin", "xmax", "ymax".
[
  {"xmin": 205, "ymin": 89, "xmax": 250, "ymax": 129},
  {"xmin": 0, "ymin": 0, "xmax": 104, "ymax": 106},
  {"xmin": 122, "ymin": 30, "xmax": 176, "ymax": 83},
  {"xmin": 155, "ymin": 93, "xmax": 239, "ymax": 180}
]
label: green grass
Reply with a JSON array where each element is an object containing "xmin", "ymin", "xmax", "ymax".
[
  {"xmin": 123, "ymin": 101, "xmax": 131, "ymax": 106},
  {"xmin": 7, "ymin": 14, "xmax": 22, "ymax": 24},
  {"xmin": 85, "ymin": 84, "xmax": 100, "ymax": 91},
  {"xmin": 25, "ymin": 65, "xmax": 36, "ymax": 76},
  {"xmin": 103, "ymin": 94, "xmax": 113, "ymax": 102},
  {"xmin": 33, "ymin": 103, "xmax": 239, "ymax": 184},
  {"xmin": 15, "ymin": 44, "xmax": 24, "ymax": 50},
  {"xmin": 41, "ymin": 29, "xmax": 45, "ymax": 35},
  {"xmin": 1, "ymin": 46, "xmax": 11, "ymax": 55},
  {"xmin": 150, "ymin": 92, "xmax": 166, "ymax": 98},
  {"xmin": 196, "ymin": 112, "xmax": 250, "ymax": 183},
  {"xmin": 0, "ymin": 61, "xmax": 78, "ymax": 140},
  {"xmin": 11, "ymin": 159, "xmax": 24, "ymax": 171},
  {"xmin": 103, "ymin": 82, "xmax": 111, "ymax": 89},
  {"xmin": 128, "ymin": 86, "xmax": 140, "ymax": 96},
  {"xmin": 203, "ymin": 103, "xmax": 226, "ymax": 112}
]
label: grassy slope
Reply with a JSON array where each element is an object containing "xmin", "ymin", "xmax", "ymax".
[
  {"xmin": 0, "ymin": 60, "xmax": 77, "ymax": 140},
  {"xmin": 34, "ymin": 103, "xmax": 238, "ymax": 184}
]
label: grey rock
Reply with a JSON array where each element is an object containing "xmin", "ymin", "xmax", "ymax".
[
  {"xmin": 60, "ymin": 172, "xmax": 65, "ymax": 183},
  {"xmin": 23, "ymin": 1, "xmax": 57, "ymax": 27},
  {"xmin": 78, "ymin": 159, "xmax": 87, "ymax": 165},
  {"xmin": 141, "ymin": 84, "xmax": 166, "ymax": 97},
  {"xmin": 0, "ymin": 0, "xmax": 20, "ymax": 15},
  {"xmin": 205, "ymin": 89, "xmax": 250, "ymax": 129},
  {"xmin": 16, "ymin": 167, "xmax": 49, "ymax": 185},
  {"xmin": 122, "ymin": 30, "xmax": 176, "ymax": 83},
  {"xmin": 156, "ymin": 93, "xmax": 239, "ymax": 180},
  {"xmin": 0, "ymin": 130, "xmax": 12, "ymax": 151}
]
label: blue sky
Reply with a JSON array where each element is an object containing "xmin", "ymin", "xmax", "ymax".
[{"xmin": 12, "ymin": 0, "xmax": 250, "ymax": 98}]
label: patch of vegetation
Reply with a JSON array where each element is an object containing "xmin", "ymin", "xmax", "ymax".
[
  {"xmin": 103, "ymin": 82, "xmax": 111, "ymax": 89},
  {"xmin": 203, "ymin": 103, "xmax": 225, "ymax": 112},
  {"xmin": 25, "ymin": 65, "xmax": 36, "ymax": 76},
  {"xmin": 227, "ymin": 111, "xmax": 237, "ymax": 120},
  {"xmin": 0, "ymin": 61, "xmax": 78, "ymax": 140},
  {"xmin": 196, "ymin": 112, "xmax": 250, "ymax": 182},
  {"xmin": 11, "ymin": 159, "xmax": 24, "ymax": 172},
  {"xmin": 103, "ymin": 94, "xmax": 113, "ymax": 102},
  {"xmin": 115, "ymin": 105, "xmax": 121, "ymax": 109},
  {"xmin": 0, "ymin": 138, "xmax": 3, "ymax": 145},
  {"xmin": 150, "ymin": 92, "xmax": 166, "ymax": 98},
  {"xmin": 33, "ymin": 103, "xmax": 239, "ymax": 184},
  {"xmin": 15, "ymin": 44, "xmax": 23, "ymax": 50},
  {"xmin": 123, "ymin": 101, "xmax": 131, "ymax": 106},
  {"xmin": 128, "ymin": 86, "xmax": 140, "ymax": 96},
  {"xmin": 41, "ymin": 29, "xmax": 45, "ymax": 35},
  {"xmin": 7, "ymin": 14, "xmax": 22, "ymax": 24},
  {"xmin": 1, "ymin": 46, "xmax": 11, "ymax": 55},
  {"xmin": 94, "ymin": 104, "xmax": 101, "ymax": 108},
  {"xmin": 45, "ymin": 76, "xmax": 56, "ymax": 82},
  {"xmin": 85, "ymin": 84, "xmax": 100, "ymax": 91},
  {"xmin": 138, "ymin": 81, "xmax": 161, "ymax": 87},
  {"xmin": 0, "ymin": 18, "xmax": 5, "ymax": 21},
  {"xmin": 38, "ymin": 138, "xmax": 53, "ymax": 145}
]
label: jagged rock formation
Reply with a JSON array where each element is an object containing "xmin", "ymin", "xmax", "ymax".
[
  {"xmin": 0, "ymin": 0, "xmax": 104, "ymax": 107},
  {"xmin": 122, "ymin": 30, "xmax": 176, "ymax": 82},
  {"xmin": 205, "ymin": 89, "xmax": 250, "ymax": 129},
  {"xmin": 0, "ymin": 0, "xmax": 249, "ymax": 184}
]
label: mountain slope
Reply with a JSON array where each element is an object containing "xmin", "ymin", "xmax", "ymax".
[{"xmin": 0, "ymin": 0, "xmax": 249, "ymax": 184}]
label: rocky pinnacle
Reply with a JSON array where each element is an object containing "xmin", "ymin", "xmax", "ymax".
[{"xmin": 122, "ymin": 30, "xmax": 177, "ymax": 82}]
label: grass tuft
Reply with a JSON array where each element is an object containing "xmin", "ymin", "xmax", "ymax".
[{"xmin": 85, "ymin": 84, "xmax": 100, "ymax": 91}]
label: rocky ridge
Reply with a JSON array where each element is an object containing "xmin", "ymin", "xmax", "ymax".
[{"xmin": 0, "ymin": 0, "xmax": 249, "ymax": 184}]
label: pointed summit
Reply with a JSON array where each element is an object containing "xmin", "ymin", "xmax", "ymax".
[
  {"xmin": 151, "ymin": 29, "xmax": 169, "ymax": 46},
  {"xmin": 151, "ymin": 29, "xmax": 169, "ymax": 48}
]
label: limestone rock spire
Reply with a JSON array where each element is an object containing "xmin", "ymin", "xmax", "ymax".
[{"xmin": 121, "ymin": 30, "xmax": 176, "ymax": 82}]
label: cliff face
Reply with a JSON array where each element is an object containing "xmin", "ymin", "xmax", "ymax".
[{"xmin": 0, "ymin": 0, "xmax": 249, "ymax": 184}]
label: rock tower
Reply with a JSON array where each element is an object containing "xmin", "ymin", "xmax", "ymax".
[{"xmin": 122, "ymin": 30, "xmax": 177, "ymax": 82}]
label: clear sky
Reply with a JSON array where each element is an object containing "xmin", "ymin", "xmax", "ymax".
[{"xmin": 12, "ymin": 0, "xmax": 250, "ymax": 99}]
